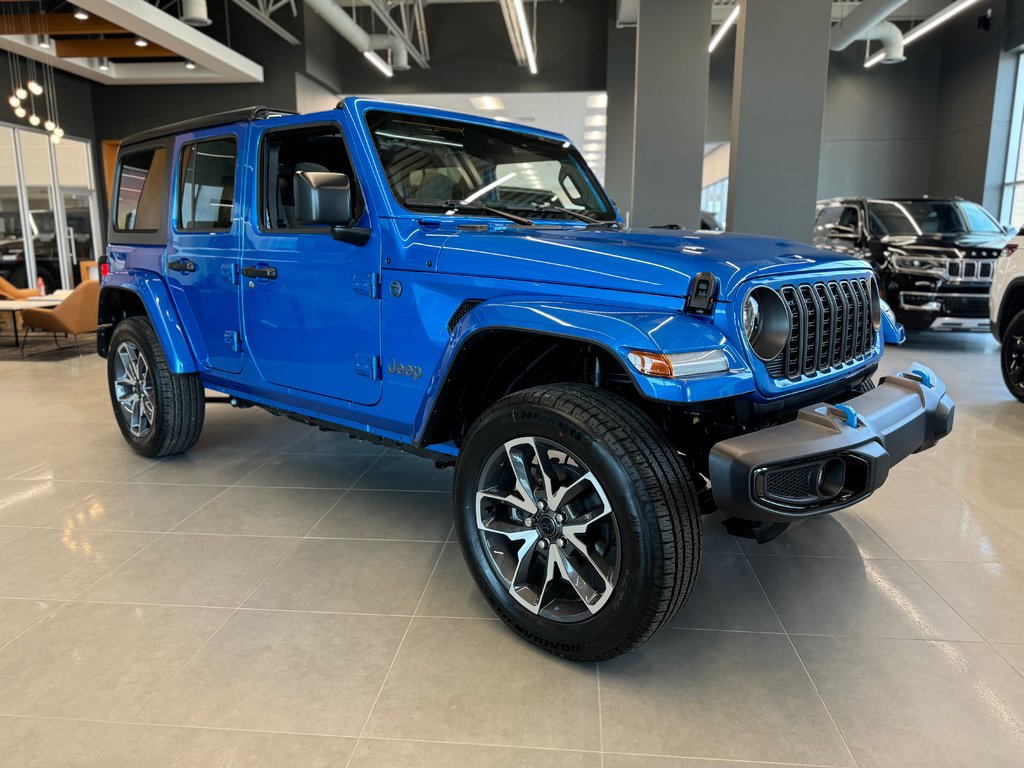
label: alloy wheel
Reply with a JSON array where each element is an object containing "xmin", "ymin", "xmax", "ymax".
[
  {"xmin": 1006, "ymin": 327, "xmax": 1024, "ymax": 394},
  {"xmin": 113, "ymin": 340, "xmax": 155, "ymax": 438},
  {"xmin": 475, "ymin": 436, "xmax": 620, "ymax": 622}
]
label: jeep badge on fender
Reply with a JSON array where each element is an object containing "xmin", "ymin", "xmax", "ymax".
[{"xmin": 97, "ymin": 99, "xmax": 954, "ymax": 661}]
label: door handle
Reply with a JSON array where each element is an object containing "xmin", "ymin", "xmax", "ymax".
[
  {"xmin": 241, "ymin": 265, "xmax": 277, "ymax": 280},
  {"xmin": 168, "ymin": 258, "xmax": 196, "ymax": 273}
]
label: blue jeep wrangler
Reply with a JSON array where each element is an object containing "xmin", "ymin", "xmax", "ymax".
[{"xmin": 98, "ymin": 98, "xmax": 954, "ymax": 660}]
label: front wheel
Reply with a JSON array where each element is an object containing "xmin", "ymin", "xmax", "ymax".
[
  {"xmin": 454, "ymin": 384, "xmax": 701, "ymax": 661},
  {"xmin": 1002, "ymin": 310, "xmax": 1024, "ymax": 403},
  {"xmin": 107, "ymin": 317, "xmax": 205, "ymax": 457}
]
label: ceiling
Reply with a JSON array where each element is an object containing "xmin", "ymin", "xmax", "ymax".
[{"xmin": 360, "ymin": 90, "xmax": 609, "ymax": 181}]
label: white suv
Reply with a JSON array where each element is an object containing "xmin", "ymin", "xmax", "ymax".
[{"xmin": 991, "ymin": 233, "xmax": 1024, "ymax": 400}]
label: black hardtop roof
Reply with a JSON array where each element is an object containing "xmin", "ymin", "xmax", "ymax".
[
  {"xmin": 120, "ymin": 106, "xmax": 296, "ymax": 148},
  {"xmin": 818, "ymin": 196, "xmax": 966, "ymax": 205}
]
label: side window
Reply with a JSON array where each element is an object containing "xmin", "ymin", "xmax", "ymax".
[
  {"xmin": 259, "ymin": 126, "xmax": 363, "ymax": 231},
  {"xmin": 178, "ymin": 138, "xmax": 237, "ymax": 231},
  {"xmin": 814, "ymin": 206, "xmax": 841, "ymax": 232},
  {"xmin": 838, "ymin": 206, "xmax": 860, "ymax": 231},
  {"xmin": 114, "ymin": 147, "xmax": 167, "ymax": 232}
]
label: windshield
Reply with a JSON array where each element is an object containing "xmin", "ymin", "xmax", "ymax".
[
  {"xmin": 366, "ymin": 110, "xmax": 617, "ymax": 223},
  {"xmin": 866, "ymin": 200, "xmax": 1003, "ymax": 237}
]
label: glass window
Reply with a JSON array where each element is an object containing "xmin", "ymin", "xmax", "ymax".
[
  {"xmin": 838, "ymin": 206, "xmax": 860, "ymax": 230},
  {"xmin": 367, "ymin": 111, "xmax": 615, "ymax": 222},
  {"xmin": 814, "ymin": 206, "xmax": 842, "ymax": 231},
  {"xmin": 866, "ymin": 200, "xmax": 1002, "ymax": 237},
  {"xmin": 115, "ymin": 148, "xmax": 166, "ymax": 232},
  {"xmin": 178, "ymin": 138, "xmax": 237, "ymax": 231}
]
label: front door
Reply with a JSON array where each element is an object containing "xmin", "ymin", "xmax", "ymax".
[
  {"xmin": 165, "ymin": 128, "xmax": 244, "ymax": 373},
  {"xmin": 241, "ymin": 119, "xmax": 382, "ymax": 406}
]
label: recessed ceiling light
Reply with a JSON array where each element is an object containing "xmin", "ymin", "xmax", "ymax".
[
  {"xmin": 37, "ymin": 34, "xmax": 51, "ymax": 49},
  {"xmin": 134, "ymin": 36, "xmax": 149, "ymax": 47},
  {"xmin": 585, "ymin": 114, "xmax": 607, "ymax": 127},
  {"xmin": 584, "ymin": 130, "xmax": 606, "ymax": 141},
  {"xmin": 97, "ymin": 57, "xmax": 110, "ymax": 72},
  {"xmin": 73, "ymin": 7, "xmax": 89, "ymax": 20},
  {"xmin": 470, "ymin": 95, "xmax": 505, "ymax": 111},
  {"xmin": 586, "ymin": 93, "xmax": 608, "ymax": 109},
  {"xmin": 184, "ymin": 60, "xmax": 197, "ymax": 70}
]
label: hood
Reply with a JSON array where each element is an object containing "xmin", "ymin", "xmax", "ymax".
[
  {"xmin": 883, "ymin": 232, "xmax": 1010, "ymax": 256},
  {"xmin": 436, "ymin": 226, "xmax": 867, "ymax": 300}
]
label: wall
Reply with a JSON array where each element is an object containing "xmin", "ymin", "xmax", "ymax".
[{"xmin": 818, "ymin": 38, "xmax": 942, "ymax": 199}]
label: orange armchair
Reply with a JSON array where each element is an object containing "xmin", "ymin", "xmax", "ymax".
[
  {"xmin": 0, "ymin": 275, "xmax": 39, "ymax": 300},
  {"xmin": 20, "ymin": 280, "xmax": 100, "ymax": 355}
]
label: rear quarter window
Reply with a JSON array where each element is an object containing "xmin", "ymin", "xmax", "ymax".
[{"xmin": 114, "ymin": 147, "xmax": 167, "ymax": 233}]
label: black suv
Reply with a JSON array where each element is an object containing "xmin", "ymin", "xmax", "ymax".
[{"xmin": 814, "ymin": 197, "xmax": 1013, "ymax": 331}]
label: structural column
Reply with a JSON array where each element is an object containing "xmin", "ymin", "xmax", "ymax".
[
  {"xmin": 630, "ymin": 0, "xmax": 712, "ymax": 229},
  {"xmin": 604, "ymin": 21, "xmax": 636, "ymax": 217},
  {"xmin": 727, "ymin": 0, "xmax": 833, "ymax": 241}
]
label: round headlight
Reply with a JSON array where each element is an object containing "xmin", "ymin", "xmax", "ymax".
[
  {"xmin": 869, "ymin": 278, "xmax": 882, "ymax": 331},
  {"xmin": 742, "ymin": 294, "xmax": 761, "ymax": 342},
  {"xmin": 744, "ymin": 287, "xmax": 789, "ymax": 361}
]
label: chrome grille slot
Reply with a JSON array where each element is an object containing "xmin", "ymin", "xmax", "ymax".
[
  {"xmin": 768, "ymin": 278, "xmax": 876, "ymax": 381},
  {"xmin": 946, "ymin": 259, "xmax": 995, "ymax": 281}
]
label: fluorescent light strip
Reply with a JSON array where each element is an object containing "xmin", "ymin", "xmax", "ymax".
[
  {"xmin": 865, "ymin": 0, "xmax": 978, "ymax": 67},
  {"xmin": 363, "ymin": 50, "xmax": 394, "ymax": 78},
  {"xmin": 512, "ymin": 0, "xmax": 538, "ymax": 75},
  {"xmin": 374, "ymin": 130, "xmax": 463, "ymax": 148},
  {"xmin": 709, "ymin": 4, "xmax": 740, "ymax": 53},
  {"xmin": 463, "ymin": 172, "xmax": 518, "ymax": 203}
]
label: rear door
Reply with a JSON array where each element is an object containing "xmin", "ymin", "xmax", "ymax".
[{"xmin": 165, "ymin": 127, "xmax": 244, "ymax": 373}]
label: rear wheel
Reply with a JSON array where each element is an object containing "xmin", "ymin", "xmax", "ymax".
[
  {"xmin": 454, "ymin": 384, "xmax": 701, "ymax": 661},
  {"xmin": 107, "ymin": 317, "xmax": 205, "ymax": 457},
  {"xmin": 1001, "ymin": 310, "xmax": 1024, "ymax": 403}
]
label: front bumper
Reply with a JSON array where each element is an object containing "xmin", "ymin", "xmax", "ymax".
[{"xmin": 709, "ymin": 364, "xmax": 954, "ymax": 521}]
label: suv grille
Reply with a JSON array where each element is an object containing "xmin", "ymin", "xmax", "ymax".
[{"xmin": 766, "ymin": 278, "xmax": 876, "ymax": 381}]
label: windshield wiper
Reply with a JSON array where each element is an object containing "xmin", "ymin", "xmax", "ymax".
[
  {"xmin": 405, "ymin": 199, "xmax": 534, "ymax": 226},
  {"xmin": 529, "ymin": 202, "xmax": 602, "ymax": 224}
]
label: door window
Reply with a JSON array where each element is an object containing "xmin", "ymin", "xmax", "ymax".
[
  {"xmin": 814, "ymin": 206, "xmax": 842, "ymax": 232},
  {"xmin": 259, "ymin": 126, "xmax": 363, "ymax": 232},
  {"xmin": 838, "ymin": 206, "xmax": 860, "ymax": 232},
  {"xmin": 114, "ymin": 148, "xmax": 167, "ymax": 232},
  {"xmin": 178, "ymin": 138, "xmax": 238, "ymax": 231}
]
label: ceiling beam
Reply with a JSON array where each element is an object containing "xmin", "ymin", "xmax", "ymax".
[
  {"xmin": 0, "ymin": 13, "xmax": 124, "ymax": 35},
  {"xmin": 54, "ymin": 38, "xmax": 176, "ymax": 58}
]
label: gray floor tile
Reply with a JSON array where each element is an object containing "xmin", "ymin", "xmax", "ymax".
[
  {"xmin": 365, "ymin": 617, "xmax": 601, "ymax": 751},
  {"xmin": 190, "ymin": 419, "xmax": 312, "ymax": 454},
  {"xmin": 603, "ymin": 755, "xmax": 803, "ymax": 768},
  {"xmin": 698, "ymin": 512, "xmax": 742, "ymax": 554},
  {"xmin": 0, "ymin": 528, "xmax": 157, "ymax": 600},
  {"xmin": 237, "ymin": 452, "xmax": 380, "ymax": 489},
  {"xmin": 0, "ymin": 525, "xmax": 29, "ymax": 545},
  {"xmin": 0, "ymin": 479, "xmax": 109, "ymax": 526},
  {"xmin": 81, "ymin": 533, "xmax": 298, "ymax": 608},
  {"xmin": 748, "ymin": 555, "xmax": 981, "ymax": 640},
  {"xmin": 415, "ymin": 542, "xmax": 493, "ymax": 619},
  {"xmin": 0, "ymin": 715, "xmax": 124, "ymax": 768},
  {"xmin": 308, "ymin": 489, "xmax": 451, "ymax": 541},
  {"xmin": 130, "ymin": 452, "xmax": 274, "ymax": 486},
  {"xmin": 354, "ymin": 453, "xmax": 454, "ymax": 491},
  {"xmin": 994, "ymin": 644, "xmax": 1024, "ymax": 678},
  {"xmin": 350, "ymin": 739, "xmax": 600, "ymax": 768},
  {"xmin": 172, "ymin": 486, "xmax": 342, "ymax": 536},
  {"xmin": 739, "ymin": 510, "xmax": 897, "ymax": 559},
  {"xmin": 0, "ymin": 597, "xmax": 58, "ymax": 646},
  {"xmin": 669, "ymin": 553, "xmax": 784, "ymax": 632},
  {"xmin": 93, "ymin": 724, "xmax": 356, "ymax": 767},
  {"xmin": 244, "ymin": 538, "xmax": 442, "ymax": 614},
  {"xmin": 138, "ymin": 610, "xmax": 407, "ymax": 735},
  {"xmin": 286, "ymin": 429, "xmax": 389, "ymax": 455},
  {"xmin": 910, "ymin": 560, "xmax": 1024, "ymax": 643},
  {"xmin": 44, "ymin": 483, "xmax": 227, "ymax": 533},
  {"xmin": 794, "ymin": 635, "xmax": 1024, "ymax": 768},
  {"xmin": 13, "ymin": 446, "xmax": 160, "ymax": 483},
  {"xmin": 0, "ymin": 601, "xmax": 227, "ymax": 720},
  {"xmin": 599, "ymin": 629, "xmax": 852, "ymax": 765}
]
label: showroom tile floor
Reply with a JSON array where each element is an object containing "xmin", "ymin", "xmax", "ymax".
[{"xmin": 1, "ymin": 331, "xmax": 1024, "ymax": 767}]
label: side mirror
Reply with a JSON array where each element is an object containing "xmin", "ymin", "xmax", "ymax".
[
  {"xmin": 294, "ymin": 171, "xmax": 353, "ymax": 226},
  {"xmin": 828, "ymin": 224, "xmax": 858, "ymax": 239}
]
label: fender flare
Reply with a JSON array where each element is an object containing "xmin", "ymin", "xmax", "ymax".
[
  {"xmin": 99, "ymin": 271, "xmax": 198, "ymax": 374},
  {"xmin": 413, "ymin": 296, "xmax": 755, "ymax": 446}
]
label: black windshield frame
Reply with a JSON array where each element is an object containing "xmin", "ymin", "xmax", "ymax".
[{"xmin": 365, "ymin": 110, "xmax": 618, "ymax": 223}]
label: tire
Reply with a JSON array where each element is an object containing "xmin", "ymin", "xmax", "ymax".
[
  {"xmin": 453, "ymin": 384, "xmax": 701, "ymax": 661},
  {"xmin": 107, "ymin": 316, "xmax": 205, "ymax": 457},
  {"xmin": 1001, "ymin": 310, "xmax": 1024, "ymax": 403}
]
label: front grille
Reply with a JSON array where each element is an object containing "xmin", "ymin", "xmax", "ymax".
[
  {"xmin": 946, "ymin": 259, "xmax": 995, "ymax": 281},
  {"xmin": 766, "ymin": 278, "xmax": 876, "ymax": 381}
]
